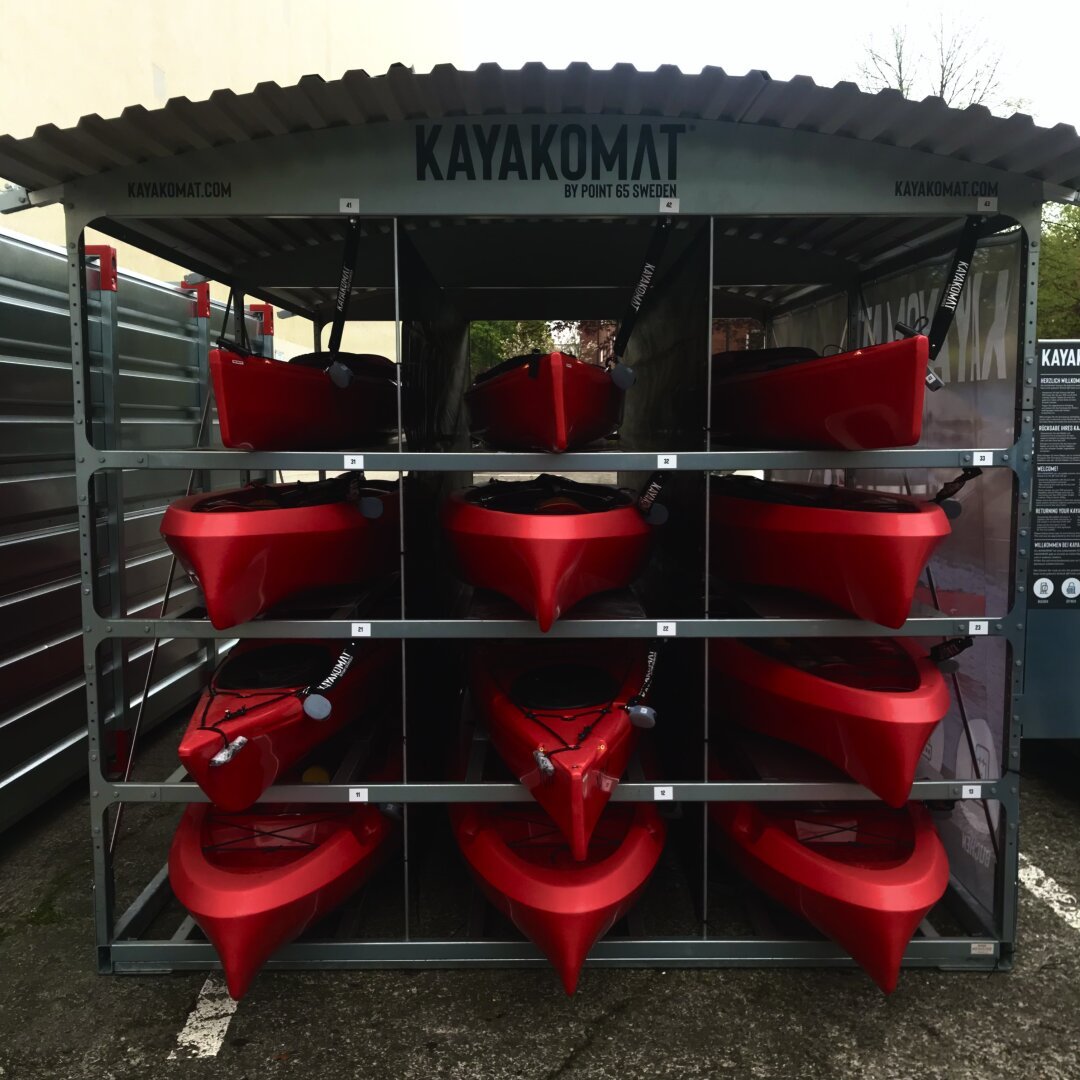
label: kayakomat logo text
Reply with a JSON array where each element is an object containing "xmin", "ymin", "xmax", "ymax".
[
  {"xmin": 1041, "ymin": 346, "xmax": 1080, "ymax": 367},
  {"xmin": 415, "ymin": 122, "xmax": 685, "ymax": 201},
  {"xmin": 894, "ymin": 179, "xmax": 998, "ymax": 197},
  {"xmin": 126, "ymin": 180, "xmax": 233, "ymax": 198}
]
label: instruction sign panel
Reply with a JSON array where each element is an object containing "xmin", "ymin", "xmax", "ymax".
[{"xmin": 1033, "ymin": 339, "xmax": 1080, "ymax": 607}]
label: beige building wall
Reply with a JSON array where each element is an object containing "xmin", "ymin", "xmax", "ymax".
[{"xmin": 0, "ymin": 1, "xmax": 467, "ymax": 357}]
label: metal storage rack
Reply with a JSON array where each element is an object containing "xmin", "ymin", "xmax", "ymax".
[{"xmin": 2, "ymin": 64, "xmax": 1073, "ymax": 979}]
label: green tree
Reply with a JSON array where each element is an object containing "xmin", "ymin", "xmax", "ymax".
[
  {"xmin": 469, "ymin": 320, "xmax": 554, "ymax": 377},
  {"xmin": 1039, "ymin": 205, "xmax": 1080, "ymax": 339}
]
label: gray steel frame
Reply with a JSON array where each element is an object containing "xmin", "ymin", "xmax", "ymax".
[{"xmin": 64, "ymin": 193, "xmax": 1034, "ymax": 975}]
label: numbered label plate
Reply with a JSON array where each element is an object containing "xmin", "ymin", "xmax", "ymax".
[
  {"xmin": 351, "ymin": 623, "xmax": 372, "ymax": 638},
  {"xmin": 657, "ymin": 454, "xmax": 677, "ymax": 469},
  {"xmin": 962, "ymin": 784, "xmax": 983, "ymax": 799},
  {"xmin": 653, "ymin": 786, "xmax": 674, "ymax": 801},
  {"xmin": 344, "ymin": 454, "xmax": 365, "ymax": 469},
  {"xmin": 340, "ymin": 197, "xmax": 360, "ymax": 213},
  {"xmin": 659, "ymin": 197, "xmax": 680, "ymax": 214},
  {"xmin": 657, "ymin": 622, "xmax": 678, "ymax": 637},
  {"xmin": 968, "ymin": 621, "xmax": 989, "ymax": 636},
  {"xmin": 349, "ymin": 787, "xmax": 370, "ymax": 802},
  {"xmin": 976, "ymin": 196, "xmax": 998, "ymax": 213},
  {"xmin": 972, "ymin": 452, "xmax": 994, "ymax": 466}
]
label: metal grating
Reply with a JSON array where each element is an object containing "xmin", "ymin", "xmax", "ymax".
[{"xmin": 0, "ymin": 228, "xmax": 259, "ymax": 833}]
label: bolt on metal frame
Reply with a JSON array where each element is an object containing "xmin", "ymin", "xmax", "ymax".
[{"xmin": 65, "ymin": 196, "xmax": 1033, "ymax": 976}]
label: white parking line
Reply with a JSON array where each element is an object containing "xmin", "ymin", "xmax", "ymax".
[
  {"xmin": 167, "ymin": 974, "xmax": 238, "ymax": 1060},
  {"xmin": 1019, "ymin": 853, "xmax": 1080, "ymax": 932}
]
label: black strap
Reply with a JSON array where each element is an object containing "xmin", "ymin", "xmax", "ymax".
[
  {"xmin": 637, "ymin": 472, "xmax": 667, "ymax": 514},
  {"xmin": 626, "ymin": 647, "xmax": 659, "ymax": 708},
  {"xmin": 923, "ymin": 215, "xmax": 983, "ymax": 389},
  {"xmin": 930, "ymin": 637, "xmax": 974, "ymax": 663},
  {"xmin": 933, "ymin": 467, "xmax": 982, "ymax": 504},
  {"xmin": 215, "ymin": 286, "xmax": 253, "ymax": 355},
  {"xmin": 328, "ymin": 218, "xmax": 363, "ymax": 358},
  {"xmin": 611, "ymin": 217, "xmax": 674, "ymax": 362},
  {"xmin": 305, "ymin": 640, "xmax": 361, "ymax": 696}
]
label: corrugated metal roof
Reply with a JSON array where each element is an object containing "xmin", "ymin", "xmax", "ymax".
[{"xmin": 2, "ymin": 63, "xmax": 1079, "ymax": 193}]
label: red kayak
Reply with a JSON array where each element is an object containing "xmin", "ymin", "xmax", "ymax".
[
  {"xmin": 466, "ymin": 352, "xmax": 624, "ymax": 453},
  {"xmin": 161, "ymin": 474, "xmax": 399, "ymax": 629},
  {"xmin": 451, "ymin": 801, "xmax": 665, "ymax": 994},
  {"xmin": 711, "ymin": 336, "xmax": 929, "ymax": 450},
  {"xmin": 470, "ymin": 641, "xmax": 649, "ymax": 860},
  {"xmin": 169, "ymin": 755, "xmax": 399, "ymax": 1000},
  {"xmin": 710, "ymin": 638, "xmax": 949, "ymax": 806},
  {"xmin": 709, "ymin": 761, "xmax": 949, "ymax": 992},
  {"xmin": 443, "ymin": 476, "xmax": 653, "ymax": 631},
  {"xmin": 210, "ymin": 348, "xmax": 398, "ymax": 450},
  {"xmin": 178, "ymin": 639, "xmax": 397, "ymax": 812},
  {"xmin": 710, "ymin": 476, "xmax": 949, "ymax": 628}
]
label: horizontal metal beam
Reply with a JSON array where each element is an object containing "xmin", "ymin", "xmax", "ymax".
[
  {"xmin": 99, "ymin": 615, "xmax": 1004, "ymax": 639},
  {"xmin": 86, "ymin": 448, "xmax": 1014, "ymax": 472},
  {"xmin": 0, "ymin": 184, "xmax": 30, "ymax": 213},
  {"xmin": 109, "ymin": 936, "xmax": 999, "ymax": 970},
  {"xmin": 109, "ymin": 778, "xmax": 1000, "ymax": 804}
]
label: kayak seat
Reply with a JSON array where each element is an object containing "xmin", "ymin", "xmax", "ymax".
[
  {"xmin": 715, "ymin": 475, "xmax": 921, "ymax": 514},
  {"xmin": 510, "ymin": 664, "xmax": 620, "ymax": 711},
  {"xmin": 749, "ymin": 638, "xmax": 921, "ymax": 692},
  {"xmin": 289, "ymin": 352, "xmax": 396, "ymax": 381},
  {"xmin": 216, "ymin": 643, "xmax": 331, "ymax": 690},
  {"xmin": 466, "ymin": 474, "xmax": 633, "ymax": 515},
  {"xmin": 472, "ymin": 351, "xmax": 553, "ymax": 386},
  {"xmin": 713, "ymin": 346, "xmax": 819, "ymax": 375},
  {"xmin": 192, "ymin": 475, "xmax": 385, "ymax": 513}
]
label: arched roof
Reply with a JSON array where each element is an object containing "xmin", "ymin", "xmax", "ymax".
[{"xmin": 1, "ymin": 63, "xmax": 1078, "ymax": 194}]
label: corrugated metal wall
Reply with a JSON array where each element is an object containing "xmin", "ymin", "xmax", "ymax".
[{"xmin": 0, "ymin": 229, "xmax": 258, "ymax": 832}]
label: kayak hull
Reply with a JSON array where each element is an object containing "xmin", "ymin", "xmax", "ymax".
[
  {"xmin": 708, "ymin": 775, "xmax": 949, "ymax": 992},
  {"xmin": 711, "ymin": 336, "xmax": 929, "ymax": 450},
  {"xmin": 169, "ymin": 800, "xmax": 396, "ymax": 999},
  {"xmin": 210, "ymin": 349, "xmax": 397, "ymax": 451},
  {"xmin": 710, "ymin": 638, "xmax": 949, "ymax": 806},
  {"xmin": 470, "ymin": 642, "xmax": 646, "ymax": 860},
  {"xmin": 710, "ymin": 477, "xmax": 949, "ymax": 628},
  {"xmin": 179, "ymin": 639, "xmax": 396, "ymax": 812},
  {"xmin": 451, "ymin": 801, "xmax": 666, "ymax": 993},
  {"xmin": 466, "ymin": 352, "xmax": 622, "ymax": 452},
  {"xmin": 443, "ymin": 481, "xmax": 652, "ymax": 631},
  {"xmin": 161, "ymin": 481, "xmax": 399, "ymax": 629}
]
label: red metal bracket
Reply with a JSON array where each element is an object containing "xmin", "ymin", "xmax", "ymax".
[
  {"xmin": 247, "ymin": 302, "xmax": 274, "ymax": 339},
  {"xmin": 188, "ymin": 282, "xmax": 212, "ymax": 319},
  {"xmin": 85, "ymin": 245, "xmax": 118, "ymax": 292}
]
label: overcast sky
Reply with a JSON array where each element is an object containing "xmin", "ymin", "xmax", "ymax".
[{"xmin": 358, "ymin": 0, "xmax": 1073, "ymax": 128}]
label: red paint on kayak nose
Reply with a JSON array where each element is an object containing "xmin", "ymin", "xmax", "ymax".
[{"xmin": 443, "ymin": 480, "xmax": 652, "ymax": 631}]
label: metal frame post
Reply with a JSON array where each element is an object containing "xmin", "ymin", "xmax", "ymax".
[{"xmin": 68, "ymin": 216, "xmax": 117, "ymax": 971}]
